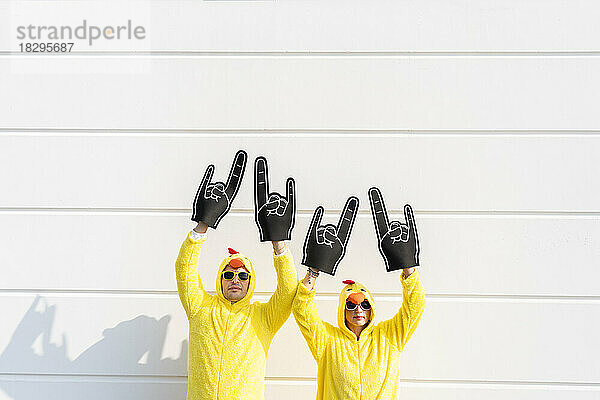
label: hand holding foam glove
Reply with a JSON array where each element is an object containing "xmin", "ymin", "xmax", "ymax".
[
  {"xmin": 368, "ymin": 187, "xmax": 419, "ymax": 271},
  {"xmin": 302, "ymin": 197, "xmax": 359, "ymax": 275},
  {"xmin": 191, "ymin": 150, "xmax": 248, "ymax": 228},
  {"xmin": 254, "ymin": 157, "xmax": 296, "ymax": 241}
]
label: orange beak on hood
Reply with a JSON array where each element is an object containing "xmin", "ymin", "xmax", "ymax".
[
  {"xmin": 228, "ymin": 258, "xmax": 248, "ymax": 272},
  {"xmin": 347, "ymin": 293, "xmax": 366, "ymax": 305}
]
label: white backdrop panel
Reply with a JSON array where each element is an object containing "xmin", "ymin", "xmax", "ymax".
[
  {"xmin": 2, "ymin": 1, "xmax": 600, "ymax": 52},
  {"xmin": 0, "ymin": 294, "xmax": 598, "ymax": 383},
  {"xmin": 1, "ymin": 135, "xmax": 598, "ymax": 211},
  {"xmin": 1, "ymin": 212, "xmax": 599, "ymax": 296},
  {"xmin": 0, "ymin": 377, "xmax": 315, "ymax": 400},
  {"xmin": 2, "ymin": 57, "xmax": 600, "ymax": 129},
  {"xmin": 1, "ymin": 378, "xmax": 598, "ymax": 400}
]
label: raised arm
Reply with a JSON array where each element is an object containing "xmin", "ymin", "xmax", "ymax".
[
  {"xmin": 301, "ymin": 267, "xmax": 320, "ymax": 291},
  {"xmin": 178, "ymin": 151, "xmax": 248, "ymax": 318},
  {"xmin": 292, "ymin": 269, "xmax": 329, "ymax": 360},
  {"xmin": 253, "ymin": 156, "xmax": 299, "ymax": 332},
  {"xmin": 175, "ymin": 222, "xmax": 211, "ymax": 319},
  {"xmin": 369, "ymin": 187, "xmax": 425, "ymax": 348},
  {"xmin": 379, "ymin": 268, "xmax": 426, "ymax": 350},
  {"xmin": 261, "ymin": 241, "xmax": 299, "ymax": 333}
]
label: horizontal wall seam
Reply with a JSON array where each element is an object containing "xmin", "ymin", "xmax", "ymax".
[
  {"xmin": 1, "ymin": 208, "xmax": 600, "ymax": 217},
  {"xmin": 0, "ymin": 373, "xmax": 598, "ymax": 388},
  {"xmin": 1, "ymin": 289, "xmax": 599, "ymax": 303},
  {"xmin": 3, "ymin": 51, "xmax": 600, "ymax": 58},
  {"xmin": 400, "ymin": 378, "xmax": 600, "ymax": 388},
  {"xmin": 2, "ymin": 128, "xmax": 600, "ymax": 137}
]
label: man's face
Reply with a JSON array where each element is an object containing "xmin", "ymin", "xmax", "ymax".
[{"xmin": 221, "ymin": 265, "xmax": 250, "ymax": 303}]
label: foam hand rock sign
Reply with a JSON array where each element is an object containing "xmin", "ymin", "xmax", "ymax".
[
  {"xmin": 368, "ymin": 187, "xmax": 419, "ymax": 271},
  {"xmin": 254, "ymin": 157, "xmax": 296, "ymax": 242},
  {"xmin": 192, "ymin": 150, "xmax": 248, "ymax": 228},
  {"xmin": 302, "ymin": 197, "xmax": 359, "ymax": 275}
]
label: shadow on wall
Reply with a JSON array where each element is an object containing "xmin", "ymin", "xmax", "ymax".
[{"xmin": 0, "ymin": 296, "xmax": 187, "ymax": 400}]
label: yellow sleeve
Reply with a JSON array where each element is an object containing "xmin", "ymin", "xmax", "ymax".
[
  {"xmin": 379, "ymin": 270, "xmax": 426, "ymax": 351},
  {"xmin": 175, "ymin": 231, "xmax": 210, "ymax": 319},
  {"xmin": 261, "ymin": 246, "xmax": 299, "ymax": 333},
  {"xmin": 292, "ymin": 281, "xmax": 329, "ymax": 360}
]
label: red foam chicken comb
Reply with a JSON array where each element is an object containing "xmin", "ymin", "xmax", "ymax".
[
  {"xmin": 228, "ymin": 248, "xmax": 239, "ymax": 255},
  {"xmin": 342, "ymin": 280, "xmax": 355, "ymax": 285}
]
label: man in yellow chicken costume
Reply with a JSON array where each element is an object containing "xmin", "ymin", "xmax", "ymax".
[
  {"xmin": 175, "ymin": 151, "xmax": 298, "ymax": 400},
  {"xmin": 293, "ymin": 187, "xmax": 426, "ymax": 399}
]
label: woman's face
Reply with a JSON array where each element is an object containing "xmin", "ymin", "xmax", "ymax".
[{"xmin": 345, "ymin": 304, "xmax": 371, "ymax": 328}]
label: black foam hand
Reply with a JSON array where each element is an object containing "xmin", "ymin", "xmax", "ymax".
[
  {"xmin": 254, "ymin": 157, "xmax": 296, "ymax": 242},
  {"xmin": 368, "ymin": 187, "xmax": 419, "ymax": 271},
  {"xmin": 302, "ymin": 197, "xmax": 359, "ymax": 275},
  {"xmin": 191, "ymin": 150, "xmax": 248, "ymax": 228}
]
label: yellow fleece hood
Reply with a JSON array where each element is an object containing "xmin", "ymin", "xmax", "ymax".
[
  {"xmin": 337, "ymin": 280, "xmax": 376, "ymax": 340},
  {"xmin": 215, "ymin": 249, "xmax": 256, "ymax": 307}
]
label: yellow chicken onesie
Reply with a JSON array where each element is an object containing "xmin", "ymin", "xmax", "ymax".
[
  {"xmin": 175, "ymin": 232, "xmax": 298, "ymax": 400},
  {"xmin": 292, "ymin": 272, "xmax": 426, "ymax": 400}
]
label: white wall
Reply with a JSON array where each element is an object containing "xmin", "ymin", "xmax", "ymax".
[{"xmin": 1, "ymin": 1, "xmax": 599, "ymax": 399}]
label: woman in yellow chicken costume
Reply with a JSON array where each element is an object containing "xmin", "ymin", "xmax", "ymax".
[
  {"xmin": 293, "ymin": 188, "xmax": 426, "ymax": 399},
  {"xmin": 176, "ymin": 151, "xmax": 298, "ymax": 400}
]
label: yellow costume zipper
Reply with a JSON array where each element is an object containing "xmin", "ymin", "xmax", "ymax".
[
  {"xmin": 216, "ymin": 307, "xmax": 232, "ymax": 399},
  {"xmin": 357, "ymin": 338, "xmax": 362, "ymax": 400}
]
